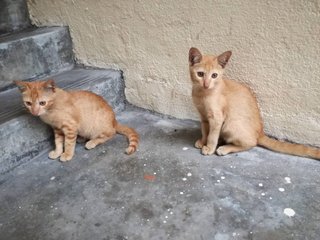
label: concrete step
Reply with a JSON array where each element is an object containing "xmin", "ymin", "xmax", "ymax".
[
  {"xmin": 0, "ymin": 27, "xmax": 74, "ymax": 91},
  {"xmin": 0, "ymin": 0, "xmax": 31, "ymax": 34},
  {"xmin": 0, "ymin": 67, "xmax": 125, "ymax": 174}
]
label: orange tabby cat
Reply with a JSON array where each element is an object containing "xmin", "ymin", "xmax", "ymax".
[
  {"xmin": 189, "ymin": 47, "xmax": 320, "ymax": 160},
  {"xmin": 14, "ymin": 80, "xmax": 139, "ymax": 161}
]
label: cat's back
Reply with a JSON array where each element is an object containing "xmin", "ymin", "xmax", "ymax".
[
  {"xmin": 67, "ymin": 90, "xmax": 115, "ymax": 135},
  {"xmin": 70, "ymin": 90, "xmax": 112, "ymax": 110},
  {"xmin": 223, "ymin": 78, "xmax": 262, "ymax": 127},
  {"xmin": 224, "ymin": 79, "xmax": 258, "ymax": 108},
  {"xmin": 69, "ymin": 90, "xmax": 114, "ymax": 123}
]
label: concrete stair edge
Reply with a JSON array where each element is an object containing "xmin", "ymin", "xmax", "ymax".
[{"xmin": 0, "ymin": 26, "xmax": 75, "ymax": 91}]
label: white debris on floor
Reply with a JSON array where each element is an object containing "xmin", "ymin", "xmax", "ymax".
[
  {"xmin": 285, "ymin": 177, "xmax": 291, "ymax": 184},
  {"xmin": 283, "ymin": 208, "xmax": 295, "ymax": 217}
]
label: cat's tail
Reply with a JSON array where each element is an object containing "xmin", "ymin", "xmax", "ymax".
[
  {"xmin": 258, "ymin": 135, "xmax": 320, "ymax": 160},
  {"xmin": 115, "ymin": 123, "xmax": 139, "ymax": 155}
]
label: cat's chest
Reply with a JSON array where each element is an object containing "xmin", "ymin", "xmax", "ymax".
[
  {"xmin": 193, "ymin": 94, "xmax": 224, "ymax": 117},
  {"xmin": 40, "ymin": 110, "xmax": 71, "ymax": 128},
  {"xmin": 40, "ymin": 114, "xmax": 60, "ymax": 127}
]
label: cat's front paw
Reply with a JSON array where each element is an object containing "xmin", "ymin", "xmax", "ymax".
[
  {"xmin": 201, "ymin": 145, "xmax": 215, "ymax": 155},
  {"xmin": 60, "ymin": 153, "xmax": 73, "ymax": 162},
  {"xmin": 48, "ymin": 150, "xmax": 62, "ymax": 159},
  {"xmin": 195, "ymin": 139, "xmax": 204, "ymax": 149}
]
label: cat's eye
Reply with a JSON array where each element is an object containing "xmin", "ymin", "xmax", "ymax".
[
  {"xmin": 211, "ymin": 73, "xmax": 218, "ymax": 78},
  {"xmin": 197, "ymin": 72, "xmax": 204, "ymax": 77},
  {"xmin": 25, "ymin": 101, "xmax": 32, "ymax": 106},
  {"xmin": 39, "ymin": 101, "xmax": 46, "ymax": 106}
]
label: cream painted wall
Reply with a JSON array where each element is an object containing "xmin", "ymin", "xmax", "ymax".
[{"xmin": 27, "ymin": 0, "xmax": 320, "ymax": 147}]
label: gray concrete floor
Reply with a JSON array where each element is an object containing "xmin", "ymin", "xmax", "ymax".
[{"xmin": 1, "ymin": 106, "xmax": 320, "ymax": 240}]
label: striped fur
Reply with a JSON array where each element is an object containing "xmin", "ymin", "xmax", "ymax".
[
  {"xmin": 115, "ymin": 123, "xmax": 139, "ymax": 154},
  {"xmin": 258, "ymin": 135, "xmax": 320, "ymax": 160},
  {"xmin": 14, "ymin": 80, "xmax": 139, "ymax": 161}
]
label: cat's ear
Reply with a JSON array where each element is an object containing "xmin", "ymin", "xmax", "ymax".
[
  {"xmin": 14, "ymin": 80, "xmax": 29, "ymax": 92},
  {"xmin": 217, "ymin": 51, "xmax": 232, "ymax": 68},
  {"xmin": 43, "ymin": 79, "xmax": 56, "ymax": 92},
  {"xmin": 189, "ymin": 47, "xmax": 202, "ymax": 66}
]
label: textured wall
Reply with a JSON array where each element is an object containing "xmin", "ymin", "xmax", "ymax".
[{"xmin": 27, "ymin": 0, "xmax": 320, "ymax": 147}]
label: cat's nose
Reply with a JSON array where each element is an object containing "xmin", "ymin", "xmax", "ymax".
[
  {"xmin": 31, "ymin": 110, "xmax": 39, "ymax": 116},
  {"xmin": 203, "ymin": 80, "xmax": 210, "ymax": 89},
  {"xmin": 31, "ymin": 108, "xmax": 40, "ymax": 116}
]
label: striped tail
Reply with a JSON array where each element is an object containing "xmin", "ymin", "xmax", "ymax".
[
  {"xmin": 258, "ymin": 135, "xmax": 320, "ymax": 160},
  {"xmin": 115, "ymin": 123, "xmax": 139, "ymax": 154}
]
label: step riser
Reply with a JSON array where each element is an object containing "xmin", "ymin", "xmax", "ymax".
[
  {"xmin": 0, "ymin": 0, "xmax": 31, "ymax": 34},
  {"xmin": 0, "ymin": 69, "xmax": 125, "ymax": 174},
  {"xmin": 0, "ymin": 27, "xmax": 74, "ymax": 91},
  {"xmin": 0, "ymin": 116, "xmax": 52, "ymax": 174}
]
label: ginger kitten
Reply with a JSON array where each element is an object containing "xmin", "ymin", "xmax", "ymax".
[
  {"xmin": 189, "ymin": 47, "xmax": 320, "ymax": 160},
  {"xmin": 15, "ymin": 80, "xmax": 139, "ymax": 161}
]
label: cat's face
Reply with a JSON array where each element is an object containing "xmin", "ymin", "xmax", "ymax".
[
  {"xmin": 14, "ymin": 80, "xmax": 56, "ymax": 116},
  {"xmin": 189, "ymin": 47, "xmax": 232, "ymax": 90}
]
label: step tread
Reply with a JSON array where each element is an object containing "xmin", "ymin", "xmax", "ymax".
[
  {"xmin": 0, "ymin": 27, "xmax": 64, "ymax": 43},
  {"xmin": 0, "ymin": 67, "xmax": 122, "ymax": 124},
  {"xmin": 0, "ymin": 26, "xmax": 74, "ymax": 91}
]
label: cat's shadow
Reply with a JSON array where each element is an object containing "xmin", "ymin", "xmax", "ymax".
[
  {"xmin": 165, "ymin": 127, "xmax": 227, "ymax": 150},
  {"xmin": 166, "ymin": 128, "xmax": 200, "ymax": 147}
]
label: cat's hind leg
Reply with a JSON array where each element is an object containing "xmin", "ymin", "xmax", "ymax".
[
  {"xmin": 217, "ymin": 122, "xmax": 258, "ymax": 156},
  {"xmin": 85, "ymin": 131, "xmax": 115, "ymax": 150},
  {"xmin": 216, "ymin": 137, "xmax": 257, "ymax": 156},
  {"xmin": 216, "ymin": 144, "xmax": 254, "ymax": 156}
]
